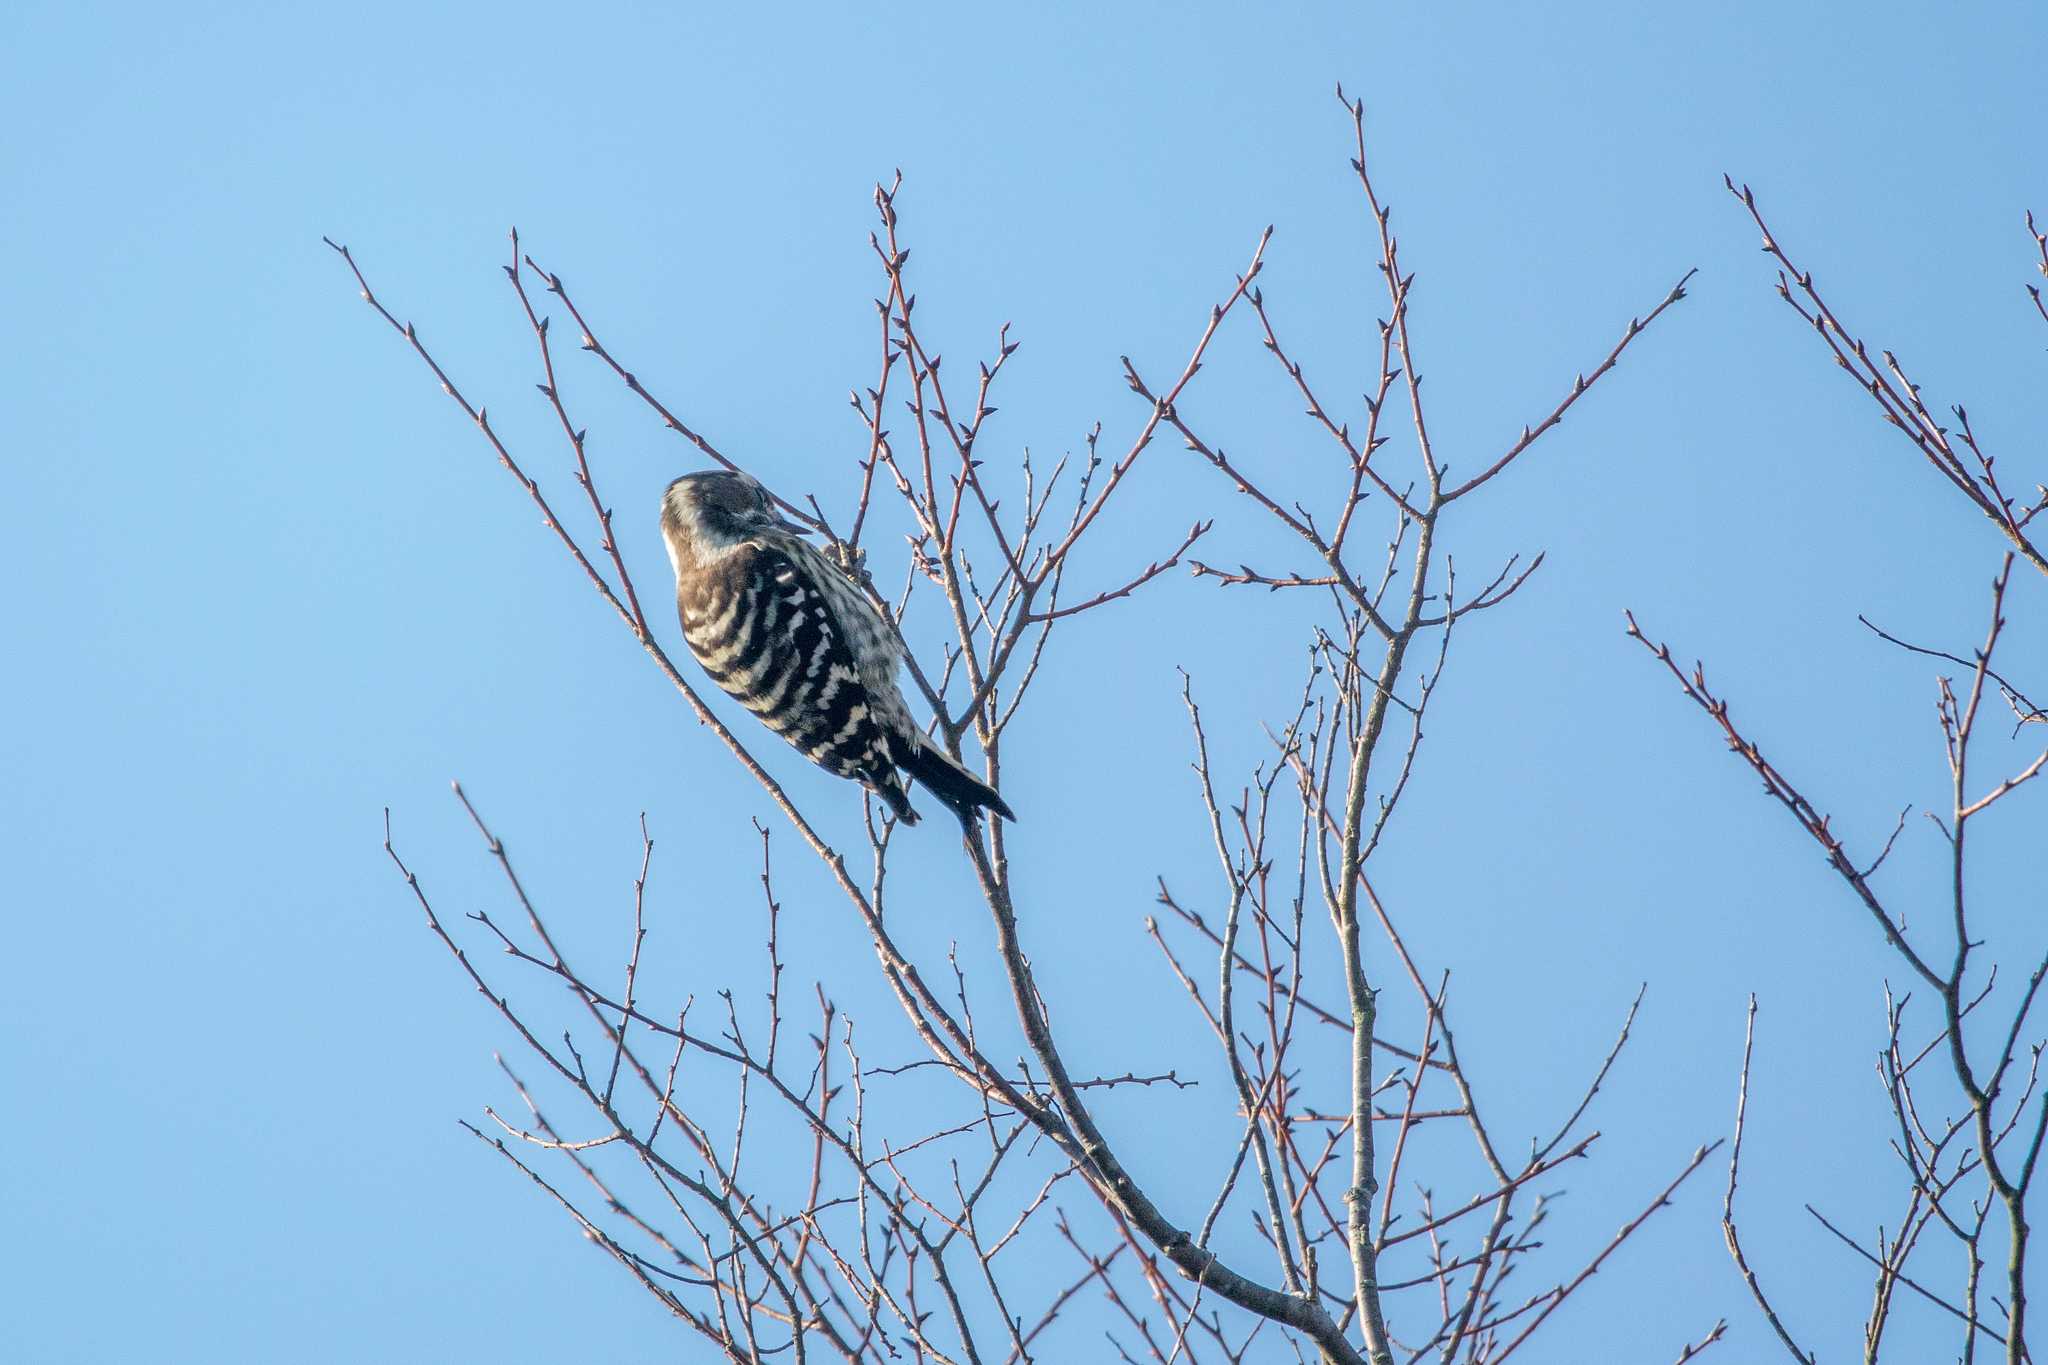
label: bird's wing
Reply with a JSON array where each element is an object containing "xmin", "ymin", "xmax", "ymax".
[
  {"xmin": 736, "ymin": 539, "xmax": 915, "ymax": 763},
  {"xmin": 775, "ymin": 537, "xmax": 906, "ymax": 700}
]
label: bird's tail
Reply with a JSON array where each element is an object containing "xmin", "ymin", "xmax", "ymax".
[{"xmin": 903, "ymin": 736, "xmax": 1017, "ymax": 825}]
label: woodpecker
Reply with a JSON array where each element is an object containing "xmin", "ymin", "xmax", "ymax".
[{"xmin": 658, "ymin": 470, "xmax": 1016, "ymax": 826}]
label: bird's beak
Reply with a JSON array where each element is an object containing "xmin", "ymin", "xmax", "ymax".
[{"xmin": 766, "ymin": 506, "xmax": 813, "ymax": 536}]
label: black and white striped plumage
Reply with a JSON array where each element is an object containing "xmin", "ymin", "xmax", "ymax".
[{"xmin": 659, "ymin": 470, "xmax": 1015, "ymax": 826}]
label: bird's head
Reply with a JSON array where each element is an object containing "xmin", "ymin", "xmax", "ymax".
[{"xmin": 660, "ymin": 470, "xmax": 808, "ymax": 566}]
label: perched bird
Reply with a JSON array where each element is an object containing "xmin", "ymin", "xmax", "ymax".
[{"xmin": 658, "ymin": 470, "xmax": 1015, "ymax": 826}]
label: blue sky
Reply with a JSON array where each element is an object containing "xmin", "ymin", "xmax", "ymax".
[{"xmin": 4, "ymin": 2, "xmax": 2045, "ymax": 1360}]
